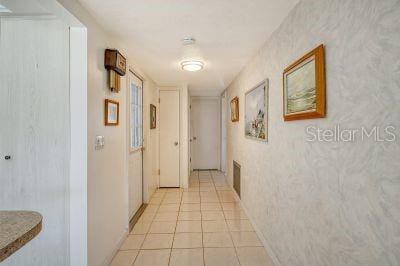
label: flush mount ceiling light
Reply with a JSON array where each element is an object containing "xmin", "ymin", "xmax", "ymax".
[
  {"xmin": 181, "ymin": 60, "xmax": 204, "ymax": 72},
  {"xmin": 180, "ymin": 37, "xmax": 204, "ymax": 72}
]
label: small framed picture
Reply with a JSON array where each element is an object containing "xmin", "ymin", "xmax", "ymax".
[
  {"xmin": 105, "ymin": 99, "xmax": 119, "ymax": 126},
  {"xmin": 283, "ymin": 44, "xmax": 326, "ymax": 121},
  {"xmin": 245, "ymin": 80, "xmax": 268, "ymax": 141},
  {"xmin": 230, "ymin": 97, "xmax": 239, "ymax": 122},
  {"xmin": 150, "ymin": 104, "xmax": 156, "ymax": 129}
]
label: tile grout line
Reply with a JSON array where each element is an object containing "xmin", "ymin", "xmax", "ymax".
[
  {"xmin": 132, "ymin": 190, "xmax": 167, "ymax": 265},
  {"xmin": 197, "ymin": 171, "xmax": 206, "ymax": 266},
  {"xmin": 213, "ymin": 170, "xmax": 243, "ymax": 266},
  {"xmin": 168, "ymin": 183, "xmax": 183, "ymax": 265},
  {"xmin": 124, "ymin": 170, "xmax": 248, "ymax": 265}
]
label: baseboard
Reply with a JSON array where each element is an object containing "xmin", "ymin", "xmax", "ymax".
[
  {"xmin": 129, "ymin": 204, "xmax": 148, "ymax": 232},
  {"xmin": 102, "ymin": 228, "xmax": 128, "ymax": 266},
  {"xmin": 231, "ymin": 186, "xmax": 282, "ymax": 266}
]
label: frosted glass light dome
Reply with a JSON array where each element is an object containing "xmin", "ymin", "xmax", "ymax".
[{"xmin": 181, "ymin": 60, "xmax": 204, "ymax": 72}]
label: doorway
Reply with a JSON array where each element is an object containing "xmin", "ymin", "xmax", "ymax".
[
  {"xmin": 190, "ymin": 97, "xmax": 221, "ymax": 170},
  {"xmin": 127, "ymin": 70, "xmax": 144, "ymax": 220},
  {"xmin": 159, "ymin": 90, "xmax": 180, "ymax": 187}
]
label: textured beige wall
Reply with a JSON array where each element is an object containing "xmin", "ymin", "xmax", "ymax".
[{"xmin": 226, "ymin": 0, "xmax": 400, "ymax": 265}]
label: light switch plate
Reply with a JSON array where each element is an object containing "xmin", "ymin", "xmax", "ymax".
[{"xmin": 95, "ymin": 135, "xmax": 105, "ymax": 150}]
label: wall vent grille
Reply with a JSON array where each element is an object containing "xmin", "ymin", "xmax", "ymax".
[{"xmin": 233, "ymin": 161, "xmax": 241, "ymax": 198}]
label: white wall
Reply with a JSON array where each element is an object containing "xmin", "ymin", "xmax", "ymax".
[
  {"xmin": 57, "ymin": 1, "xmax": 159, "ymax": 265},
  {"xmin": 225, "ymin": 0, "xmax": 400, "ymax": 265},
  {"xmin": 0, "ymin": 18, "xmax": 70, "ymax": 265}
]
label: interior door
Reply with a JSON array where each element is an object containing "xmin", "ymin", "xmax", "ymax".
[
  {"xmin": 128, "ymin": 71, "xmax": 143, "ymax": 219},
  {"xmin": 159, "ymin": 90, "xmax": 180, "ymax": 187},
  {"xmin": 191, "ymin": 98, "xmax": 220, "ymax": 170}
]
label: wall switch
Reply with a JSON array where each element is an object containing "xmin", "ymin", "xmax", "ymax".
[{"xmin": 95, "ymin": 135, "xmax": 105, "ymax": 150}]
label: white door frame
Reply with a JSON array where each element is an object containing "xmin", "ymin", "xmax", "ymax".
[
  {"xmin": 69, "ymin": 26, "xmax": 88, "ymax": 266},
  {"xmin": 126, "ymin": 68, "xmax": 144, "ymax": 220},
  {"xmin": 220, "ymin": 90, "xmax": 228, "ymax": 173}
]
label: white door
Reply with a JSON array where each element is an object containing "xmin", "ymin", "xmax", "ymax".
[
  {"xmin": 191, "ymin": 98, "xmax": 220, "ymax": 169},
  {"xmin": 128, "ymin": 71, "xmax": 143, "ymax": 219},
  {"xmin": 159, "ymin": 90, "xmax": 180, "ymax": 187}
]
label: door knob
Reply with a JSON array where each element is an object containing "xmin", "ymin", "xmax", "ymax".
[
  {"xmin": 4, "ymin": 155, "xmax": 11, "ymax": 160},
  {"xmin": 193, "ymin": 137, "xmax": 197, "ymax": 140},
  {"xmin": 174, "ymin": 142, "xmax": 179, "ymax": 146}
]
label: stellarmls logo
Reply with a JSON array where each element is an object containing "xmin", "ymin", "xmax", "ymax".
[{"xmin": 305, "ymin": 125, "xmax": 397, "ymax": 142}]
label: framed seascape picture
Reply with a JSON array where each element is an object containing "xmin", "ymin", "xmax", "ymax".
[
  {"xmin": 245, "ymin": 80, "xmax": 268, "ymax": 141},
  {"xmin": 150, "ymin": 104, "xmax": 156, "ymax": 129},
  {"xmin": 230, "ymin": 97, "xmax": 239, "ymax": 122},
  {"xmin": 104, "ymin": 99, "xmax": 119, "ymax": 126},
  {"xmin": 283, "ymin": 44, "xmax": 326, "ymax": 121}
]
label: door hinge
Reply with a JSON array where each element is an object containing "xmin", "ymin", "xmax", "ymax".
[
  {"xmin": 158, "ymin": 169, "xmax": 160, "ymax": 175},
  {"xmin": 158, "ymin": 98, "xmax": 160, "ymax": 103},
  {"xmin": 190, "ymin": 158, "xmax": 191, "ymax": 162}
]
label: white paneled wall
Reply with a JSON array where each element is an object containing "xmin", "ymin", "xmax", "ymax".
[{"xmin": 0, "ymin": 18, "xmax": 70, "ymax": 265}]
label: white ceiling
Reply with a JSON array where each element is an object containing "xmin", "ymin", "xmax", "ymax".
[
  {"xmin": 0, "ymin": 0, "xmax": 51, "ymax": 16},
  {"xmin": 78, "ymin": 0, "xmax": 298, "ymax": 93}
]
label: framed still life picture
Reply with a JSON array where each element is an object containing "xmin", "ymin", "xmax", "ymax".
[
  {"xmin": 104, "ymin": 99, "xmax": 119, "ymax": 126},
  {"xmin": 245, "ymin": 79, "xmax": 268, "ymax": 141},
  {"xmin": 283, "ymin": 44, "xmax": 326, "ymax": 121},
  {"xmin": 150, "ymin": 104, "xmax": 156, "ymax": 129},
  {"xmin": 230, "ymin": 97, "xmax": 239, "ymax": 122}
]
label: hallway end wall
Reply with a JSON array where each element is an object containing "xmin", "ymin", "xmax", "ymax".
[{"xmin": 226, "ymin": 0, "xmax": 400, "ymax": 265}]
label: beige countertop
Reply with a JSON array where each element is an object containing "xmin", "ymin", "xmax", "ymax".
[{"xmin": 0, "ymin": 211, "xmax": 42, "ymax": 262}]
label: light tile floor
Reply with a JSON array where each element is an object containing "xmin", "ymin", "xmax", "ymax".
[{"xmin": 110, "ymin": 170, "xmax": 273, "ymax": 266}]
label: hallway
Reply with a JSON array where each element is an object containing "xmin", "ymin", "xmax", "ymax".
[
  {"xmin": 1, "ymin": 1, "xmax": 399, "ymax": 265},
  {"xmin": 111, "ymin": 170, "xmax": 272, "ymax": 266}
]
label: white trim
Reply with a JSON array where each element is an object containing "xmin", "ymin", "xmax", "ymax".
[
  {"xmin": 220, "ymin": 90, "xmax": 228, "ymax": 173},
  {"xmin": 128, "ymin": 72, "xmax": 144, "ymax": 151},
  {"xmin": 129, "ymin": 146, "xmax": 143, "ymax": 154},
  {"xmin": 231, "ymin": 187, "xmax": 282, "ymax": 266},
  {"xmin": 69, "ymin": 26, "xmax": 88, "ymax": 266},
  {"xmin": 129, "ymin": 67, "xmax": 146, "ymax": 82}
]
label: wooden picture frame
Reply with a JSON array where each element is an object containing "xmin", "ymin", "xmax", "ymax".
[
  {"xmin": 230, "ymin": 97, "xmax": 239, "ymax": 122},
  {"xmin": 283, "ymin": 44, "xmax": 326, "ymax": 121},
  {"xmin": 104, "ymin": 99, "xmax": 119, "ymax": 126},
  {"xmin": 150, "ymin": 104, "xmax": 156, "ymax": 129}
]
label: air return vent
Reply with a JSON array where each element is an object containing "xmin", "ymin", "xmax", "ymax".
[{"xmin": 233, "ymin": 161, "xmax": 241, "ymax": 198}]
